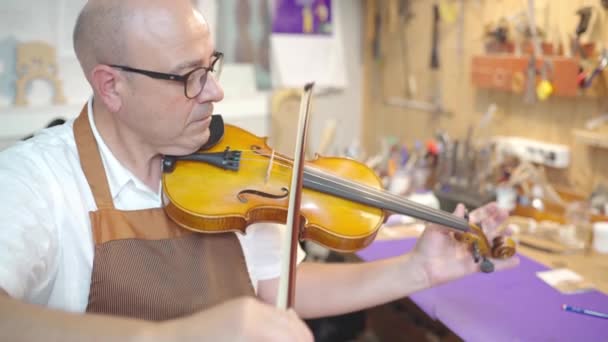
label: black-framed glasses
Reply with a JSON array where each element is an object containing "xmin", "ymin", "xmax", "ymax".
[{"xmin": 110, "ymin": 51, "xmax": 224, "ymax": 99}]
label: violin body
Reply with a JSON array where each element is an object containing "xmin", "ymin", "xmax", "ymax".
[
  {"xmin": 162, "ymin": 124, "xmax": 385, "ymax": 252},
  {"xmin": 163, "ymin": 119, "xmax": 516, "ymax": 266}
]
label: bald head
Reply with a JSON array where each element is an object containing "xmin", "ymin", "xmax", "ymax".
[
  {"xmin": 73, "ymin": 0, "xmax": 210, "ymax": 82},
  {"xmin": 73, "ymin": 0, "xmax": 130, "ymax": 79}
]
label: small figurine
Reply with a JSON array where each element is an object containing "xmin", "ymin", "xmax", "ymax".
[{"xmin": 14, "ymin": 41, "xmax": 66, "ymax": 106}]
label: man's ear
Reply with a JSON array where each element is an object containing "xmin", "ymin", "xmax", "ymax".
[{"xmin": 90, "ymin": 65, "xmax": 123, "ymax": 113}]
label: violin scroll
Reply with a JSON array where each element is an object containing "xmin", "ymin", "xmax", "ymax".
[
  {"xmin": 491, "ymin": 236, "xmax": 517, "ymax": 259},
  {"xmin": 454, "ymin": 222, "xmax": 516, "ymax": 273}
]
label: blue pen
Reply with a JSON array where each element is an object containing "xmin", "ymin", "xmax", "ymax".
[{"xmin": 562, "ymin": 304, "xmax": 608, "ymax": 319}]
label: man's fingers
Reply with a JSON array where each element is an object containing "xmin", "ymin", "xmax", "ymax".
[
  {"xmin": 504, "ymin": 224, "xmax": 516, "ymax": 236},
  {"xmin": 286, "ymin": 309, "xmax": 314, "ymax": 342},
  {"xmin": 256, "ymin": 308, "xmax": 313, "ymax": 342},
  {"xmin": 469, "ymin": 202, "xmax": 505, "ymax": 224},
  {"xmin": 467, "ymin": 203, "xmax": 510, "ymax": 241}
]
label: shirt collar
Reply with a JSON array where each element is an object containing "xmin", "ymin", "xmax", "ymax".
[{"xmin": 86, "ymin": 97, "xmax": 156, "ymax": 200}]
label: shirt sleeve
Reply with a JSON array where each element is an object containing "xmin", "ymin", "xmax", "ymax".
[
  {"xmin": 0, "ymin": 150, "xmax": 58, "ymax": 301},
  {"xmin": 237, "ymin": 222, "xmax": 307, "ymax": 288}
]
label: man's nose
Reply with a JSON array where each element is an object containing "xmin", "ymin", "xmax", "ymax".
[{"xmin": 197, "ymin": 74, "xmax": 224, "ymax": 103}]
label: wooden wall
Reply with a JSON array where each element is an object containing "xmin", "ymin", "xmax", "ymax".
[{"xmin": 362, "ymin": 0, "xmax": 608, "ymax": 194}]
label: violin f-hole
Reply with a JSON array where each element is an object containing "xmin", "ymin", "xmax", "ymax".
[{"xmin": 237, "ymin": 187, "xmax": 290, "ymax": 203}]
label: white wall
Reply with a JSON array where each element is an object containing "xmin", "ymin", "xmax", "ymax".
[
  {"xmin": 0, "ymin": 0, "xmax": 363, "ymax": 153},
  {"xmin": 309, "ymin": 0, "xmax": 363, "ymax": 156},
  {"xmin": 202, "ymin": 0, "xmax": 364, "ymax": 155}
]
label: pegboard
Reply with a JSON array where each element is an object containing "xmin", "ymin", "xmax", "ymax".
[{"xmin": 362, "ymin": 0, "xmax": 608, "ymax": 194}]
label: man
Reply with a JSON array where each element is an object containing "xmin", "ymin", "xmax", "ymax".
[{"xmin": 0, "ymin": 0, "xmax": 518, "ymax": 341}]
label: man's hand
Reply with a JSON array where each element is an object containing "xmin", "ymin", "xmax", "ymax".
[
  {"xmin": 0, "ymin": 289, "xmax": 312, "ymax": 342},
  {"xmin": 410, "ymin": 202, "xmax": 520, "ymax": 287},
  {"xmin": 163, "ymin": 296, "xmax": 313, "ymax": 342}
]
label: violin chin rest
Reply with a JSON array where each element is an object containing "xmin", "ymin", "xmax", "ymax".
[{"xmin": 200, "ymin": 114, "xmax": 225, "ymax": 150}]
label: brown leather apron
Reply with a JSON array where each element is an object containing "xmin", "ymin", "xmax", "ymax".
[{"xmin": 73, "ymin": 106, "xmax": 254, "ymax": 321}]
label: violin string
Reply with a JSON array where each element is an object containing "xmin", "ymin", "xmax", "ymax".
[
  {"xmin": 229, "ymin": 152, "xmax": 468, "ymax": 228},
  {"xmin": 235, "ymin": 151, "xmax": 440, "ymax": 212},
  {"xmin": 211, "ymin": 154, "xmax": 466, "ymax": 228},
  {"xmin": 189, "ymin": 149, "xmax": 464, "ymax": 227},
  {"xmin": 236, "ymin": 152, "xmax": 432, "ymax": 210},
  {"xmin": 303, "ymin": 170, "xmax": 468, "ymax": 228},
  {"xmin": 233, "ymin": 151, "xmax": 466, "ymax": 226}
]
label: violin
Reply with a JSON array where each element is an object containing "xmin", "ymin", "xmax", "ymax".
[{"xmin": 161, "ymin": 117, "xmax": 515, "ymax": 274}]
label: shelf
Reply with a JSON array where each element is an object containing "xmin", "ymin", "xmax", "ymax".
[
  {"xmin": 573, "ymin": 129, "xmax": 608, "ymax": 150},
  {"xmin": 471, "ymin": 55, "xmax": 581, "ymax": 98}
]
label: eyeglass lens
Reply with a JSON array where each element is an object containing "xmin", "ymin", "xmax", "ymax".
[{"xmin": 186, "ymin": 54, "xmax": 223, "ymax": 98}]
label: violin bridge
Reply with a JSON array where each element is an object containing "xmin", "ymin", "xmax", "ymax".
[{"xmin": 265, "ymin": 149, "xmax": 276, "ymax": 184}]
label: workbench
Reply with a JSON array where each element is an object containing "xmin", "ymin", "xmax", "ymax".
[{"xmin": 355, "ymin": 225, "xmax": 608, "ymax": 341}]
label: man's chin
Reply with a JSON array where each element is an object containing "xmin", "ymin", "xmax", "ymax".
[
  {"xmin": 196, "ymin": 129, "xmax": 211, "ymax": 149},
  {"xmin": 160, "ymin": 131, "xmax": 210, "ymax": 157}
]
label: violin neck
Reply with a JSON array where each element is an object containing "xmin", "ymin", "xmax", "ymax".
[{"xmin": 303, "ymin": 167, "xmax": 470, "ymax": 232}]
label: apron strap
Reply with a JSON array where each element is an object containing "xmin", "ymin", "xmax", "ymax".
[{"xmin": 73, "ymin": 104, "xmax": 115, "ymax": 210}]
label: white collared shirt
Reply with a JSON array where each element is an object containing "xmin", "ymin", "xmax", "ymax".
[{"xmin": 0, "ymin": 99, "xmax": 304, "ymax": 313}]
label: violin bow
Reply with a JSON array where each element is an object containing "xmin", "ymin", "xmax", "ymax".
[{"xmin": 277, "ymin": 82, "xmax": 315, "ymax": 309}]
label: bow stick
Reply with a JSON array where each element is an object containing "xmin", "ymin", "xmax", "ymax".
[{"xmin": 277, "ymin": 82, "xmax": 315, "ymax": 309}]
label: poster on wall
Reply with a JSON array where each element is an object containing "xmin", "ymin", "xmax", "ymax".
[
  {"xmin": 270, "ymin": 0, "xmax": 346, "ymax": 90},
  {"xmin": 272, "ymin": 0, "xmax": 332, "ymax": 35}
]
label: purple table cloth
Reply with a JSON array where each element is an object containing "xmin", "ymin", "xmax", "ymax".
[{"xmin": 357, "ymin": 238, "xmax": 608, "ymax": 342}]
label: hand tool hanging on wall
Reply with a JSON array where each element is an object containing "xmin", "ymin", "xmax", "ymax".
[
  {"xmin": 372, "ymin": 0, "xmax": 382, "ymax": 61},
  {"xmin": 429, "ymin": 2, "xmax": 446, "ymax": 114},
  {"xmin": 510, "ymin": 10, "xmax": 528, "ymax": 56},
  {"xmin": 523, "ymin": 0, "xmax": 539, "ymax": 104},
  {"xmin": 523, "ymin": 56, "xmax": 538, "ymax": 103},
  {"xmin": 582, "ymin": 49, "xmax": 608, "ymax": 89},
  {"xmin": 430, "ymin": 2, "xmax": 440, "ymax": 71},
  {"xmin": 398, "ymin": 0, "xmax": 415, "ymax": 98},
  {"xmin": 573, "ymin": 6, "xmax": 593, "ymax": 87},
  {"xmin": 523, "ymin": 0, "xmax": 553, "ymax": 103},
  {"xmin": 385, "ymin": 1, "xmax": 450, "ymax": 115},
  {"xmin": 573, "ymin": 7, "xmax": 592, "ymax": 59},
  {"xmin": 456, "ymin": 0, "xmax": 465, "ymax": 61},
  {"xmin": 384, "ymin": 0, "xmax": 416, "ymax": 99}
]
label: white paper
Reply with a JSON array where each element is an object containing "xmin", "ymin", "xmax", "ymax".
[{"xmin": 536, "ymin": 268, "xmax": 594, "ymax": 294}]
